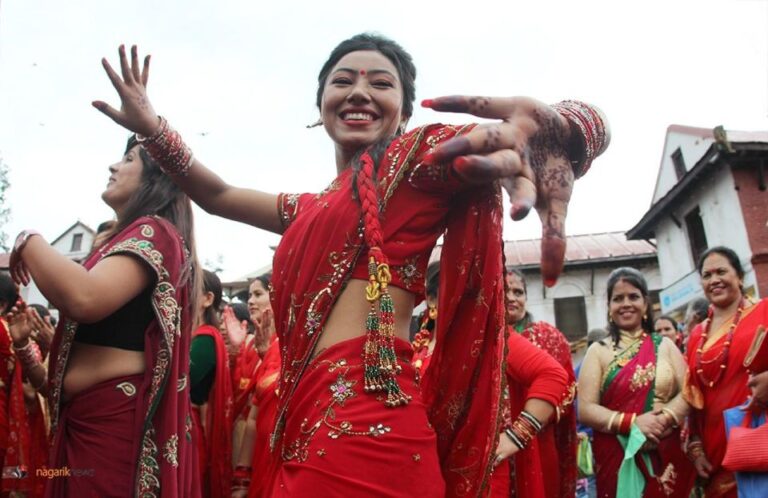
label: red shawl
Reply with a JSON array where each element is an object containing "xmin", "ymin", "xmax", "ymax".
[
  {"xmin": 248, "ymin": 339, "xmax": 281, "ymax": 498},
  {"xmin": 271, "ymin": 124, "xmax": 505, "ymax": 497},
  {"xmin": 517, "ymin": 320, "xmax": 577, "ymax": 498},
  {"xmin": 684, "ymin": 299, "xmax": 768, "ymax": 497},
  {"xmin": 47, "ymin": 216, "xmax": 199, "ymax": 498},
  {"xmin": 192, "ymin": 324, "xmax": 233, "ymax": 498},
  {"xmin": 1, "ymin": 318, "xmax": 33, "ymax": 494}
]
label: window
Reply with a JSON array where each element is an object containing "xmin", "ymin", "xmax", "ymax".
[
  {"xmin": 672, "ymin": 148, "xmax": 686, "ymax": 180},
  {"xmin": 684, "ymin": 207, "xmax": 708, "ymax": 264},
  {"xmin": 554, "ymin": 296, "xmax": 588, "ymax": 341},
  {"xmin": 70, "ymin": 233, "xmax": 83, "ymax": 252}
]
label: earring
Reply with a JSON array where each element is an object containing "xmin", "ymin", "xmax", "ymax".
[
  {"xmin": 306, "ymin": 118, "xmax": 323, "ymax": 129},
  {"xmin": 428, "ymin": 304, "xmax": 437, "ymax": 320}
]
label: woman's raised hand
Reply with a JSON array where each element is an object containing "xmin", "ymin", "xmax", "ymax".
[
  {"xmin": 221, "ymin": 305, "xmax": 248, "ymax": 351},
  {"xmin": 422, "ymin": 96, "xmax": 575, "ymax": 286},
  {"xmin": 93, "ymin": 45, "xmax": 160, "ymax": 137},
  {"xmin": 6, "ymin": 301, "xmax": 32, "ymax": 346}
]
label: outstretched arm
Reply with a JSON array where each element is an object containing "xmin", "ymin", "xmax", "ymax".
[
  {"xmin": 422, "ymin": 96, "xmax": 609, "ymax": 286},
  {"xmin": 93, "ymin": 45, "xmax": 282, "ymax": 234}
]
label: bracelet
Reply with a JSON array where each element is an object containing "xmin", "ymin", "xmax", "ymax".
[
  {"xmin": 135, "ymin": 116, "xmax": 194, "ymax": 176},
  {"xmin": 686, "ymin": 440, "xmax": 705, "ymax": 462},
  {"xmin": 13, "ymin": 230, "xmax": 42, "ymax": 256},
  {"xmin": 618, "ymin": 412, "xmax": 636, "ymax": 435},
  {"xmin": 551, "ymin": 100, "xmax": 609, "ymax": 178},
  {"xmin": 519, "ymin": 410, "xmax": 543, "ymax": 432},
  {"xmin": 606, "ymin": 411, "xmax": 619, "ymax": 432},
  {"xmin": 660, "ymin": 407, "xmax": 680, "ymax": 428},
  {"xmin": 504, "ymin": 427, "xmax": 526, "ymax": 450},
  {"xmin": 13, "ymin": 339, "xmax": 42, "ymax": 366}
]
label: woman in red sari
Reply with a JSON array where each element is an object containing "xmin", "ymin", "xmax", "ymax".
[
  {"xmin": 93, "ymin": 36, "xmax": 609, "ymax": 497},
  {"xmin": 412, "ymin": 262, "xmax": 439, "ymax": 380},
  {"xmin": 683, "ymin": 246, "xmax": 768, "ymax": 497},
  {"xmin": 490, "ymin": 268, "xmax": 577, "ymax": 498},
  {"xmin": 190, "ymin": 269, "xmax": 233, "ymax": 498},
  {"xmin": 579, "ymin": 267, "xmax": 694, "ymax": 498},
  {"xmin": 8, "ymin": 134, "xmax": 201, "ymax": 498}
]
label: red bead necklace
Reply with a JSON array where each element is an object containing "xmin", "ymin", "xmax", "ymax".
[{"xmin": 695, "ymin": 298, "xmax": 745, "ymax": 388}]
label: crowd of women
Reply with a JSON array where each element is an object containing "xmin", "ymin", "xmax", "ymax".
[{"xmin": 1, "ymin": 31, "xmax": 767, "ymax": 498}]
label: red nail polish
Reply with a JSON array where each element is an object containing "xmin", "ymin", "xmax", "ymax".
[{"xmin": 421, "ymin": 99, "xmax": 434, "ymax": 108}]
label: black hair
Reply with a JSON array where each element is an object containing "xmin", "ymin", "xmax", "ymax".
[
  {"xmin": 654, "ymin": 315, "xmax": 679, "ymax": 332},
  {"xmin": 0, "ymin": 272, "xmax": 18, "ymax": 314},
  {"xmin": 425, "ymin": 261, "xmax": 440, "ymax": 299},
  {"xmin": 687, "ymin": 297, "xmax": 710, "ymax": 322},
  {"xmin": 252, "ymin": 273, "xmax": 271, "ymax": 292},
  {"xmin": 316, "ymin": 33, "xmax": 416, "ymax": 120},
  {"xmin": 201, "ymin": 269, "xmax": 223, "ymax": 328},
  {"xmin": 606, "ymin": 267, "xmax": 655, "ymax": 346},
  {"xmin": 697, "ymin": 246, "xmax": 745, "ymax": 297}
]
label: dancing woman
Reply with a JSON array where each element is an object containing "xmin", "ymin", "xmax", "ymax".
[
  {"xmin": 93, "ymin": 35, "xmax": 608, "ymax": 497},
  {"xmin": 9, "ymin": 135, "xmax": 201, "ymax": 497}
]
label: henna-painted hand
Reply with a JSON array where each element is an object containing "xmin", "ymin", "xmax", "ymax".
[
  {"xmin": 93, "ymin": 44, "xmax": 160, "ymax": 137},
  {"xmin": 254, "ymin": 308, "xmax": 275, "ymax": 356},
  {"xmin": 422, "ymin": 96, "xmax": 575, "ymax": 286},
  {"xmin": 6, "ymin": 301, "xmax": 32, "ymax": 346},
  {"xmin": 222, "ymin": 305, "xmax": 248, "ymax": 352}
]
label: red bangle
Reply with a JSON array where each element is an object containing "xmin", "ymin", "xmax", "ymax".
[{"xmin": 619, "ymin": 412, "xmax": 635, "ymax": 435}]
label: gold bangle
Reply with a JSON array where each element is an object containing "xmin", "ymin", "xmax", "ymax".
[
  {"xmin": 606, "ymin": 411, "xmax": 619, "ymax": 432},
  {"xmin": 661, "ymin": 407, "xmax": 680, "ymax": 427}
]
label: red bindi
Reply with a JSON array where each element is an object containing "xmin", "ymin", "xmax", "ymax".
[{"xmin": 359, "ymin": 69, "xmax": 366, "ymax": 76}]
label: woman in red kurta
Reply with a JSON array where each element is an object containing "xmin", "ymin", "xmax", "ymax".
[
  {"xmin": 490, "ymin": 269, "xmax": 577, "ymax": 498},
  {"xmin": 9, "ymin": 136, "xmax": 201, "ymax": 498},
  {"xmin": 683, "ymin": 246, "xmax": 768, "ymax": 497},
  {"xmin": 94, "ymin": 36, "xmax": 609, "ymax": 497}
]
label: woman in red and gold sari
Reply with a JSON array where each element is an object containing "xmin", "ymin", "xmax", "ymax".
[
  {"xmin": 411, "ymin": 262, "xmax": 439, "ymax": 380},
  {"xmin": 579, "ymin": 267, "xmax": 694, "ymax": 498},
  {"xmin": 683, "ymin": 246, "xmax": 768, "ymax": 497},
  {"xmin": 491, "ymin": 268, "xmax": 577, "ymax": 498},
  {"xmin": 9, "ymin": 135, "xmax": 201, "ymax": 498},
  {"xmin": 94, "ymin": 36, "xmax": 609, "ymax": 497}
]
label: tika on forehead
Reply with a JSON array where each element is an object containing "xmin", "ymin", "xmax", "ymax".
[{"xmin": 359, "ymin": 69, "xmax": 366, "ymax": 75}]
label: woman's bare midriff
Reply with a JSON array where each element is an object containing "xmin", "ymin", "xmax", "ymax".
[
  {"xmin": 62, "ymin": 342, "xmax": 145, "ymax": 401},
  {"xmin": 313, "ymin": 278, "xmax": 415, "ymax": 355}
]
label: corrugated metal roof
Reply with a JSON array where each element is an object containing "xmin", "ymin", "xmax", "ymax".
[{"xmin": 430, "ymin": 231, "xmax": 656, "ymax": 267}]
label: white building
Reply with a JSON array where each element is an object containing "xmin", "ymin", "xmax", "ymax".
[{"xmin": 627, "ymin": 125, "xmax": 768, "ymax": 319}]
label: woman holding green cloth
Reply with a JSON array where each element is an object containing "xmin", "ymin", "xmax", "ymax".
[{"xmin": 577, "ymin": 267, "xmax": 695, "ymax": 497}]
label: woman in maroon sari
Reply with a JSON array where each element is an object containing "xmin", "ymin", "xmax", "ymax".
[
  {"xmin": 9, "ymin": 134, "xmax": 201, "ymax": 497},
  {"xmin": 683, "ymin": 246, "xmax": 768, "ymax": 497},
  {"xmin": 93, "ymin": 36, "xmax": 609, "ymax": 497},
  {"xmin": 578, "ymin": 267, "xmax": 694, "ymax": 498}
]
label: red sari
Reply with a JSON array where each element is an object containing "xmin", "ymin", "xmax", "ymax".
[
  {"xmin": 233, "ymin": 335, "xmax": 263, "ymax": 425},
  {"xmin": 269, "ymin": 124, "xmax": 506, "ymax": 497},
  {"xmin": 247, "ymin": 338, "xmax": 280, "ymax": 498},
  {"xmin": 1, "ymin": 318, "xmax": 35, "ymax": 496},
  {"xmin": 683, "ymin": 299, "xmax": 768, "ymax": 498},
  {"xmin": 45, "ymin": 216, "xmax": 200, "ymax": 498},
  {"xmin": 489, "ymin": 330, "xmax": 573, "ymax": 498},
  {"xmin": 191, "ymin": 324, "xmax": 233, "ymax": 498},
  {"xmin": 593, "ymin": 333, "xmax": 693, "ymax": 498}
]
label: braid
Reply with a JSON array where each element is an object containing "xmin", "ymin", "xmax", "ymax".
[{"xmin": 356, "ymin": 147, "xmax": 410, "ymax": 407}]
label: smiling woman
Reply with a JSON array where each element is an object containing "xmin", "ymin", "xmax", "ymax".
[
  {"xmin": 577, "ymin": 267, "xmax": 694, "ymax": 498},
  {"xmin": 7, "ymin": 136, "xmax": 202, "ymax": 498},
  {"xmin": 682, "ymin": 246, "xmax": 768, "ymax": 498},
  {"xmin": 92, "ymin": 32, "xmax": 609, "ymax": 498}
]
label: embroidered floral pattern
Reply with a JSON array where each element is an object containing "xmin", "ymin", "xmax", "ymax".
[
  {"xmin": 630, "ymin": 362, "xmax": 656, "ymax": 392},
  {"xmin": 279, "ymin": 193, "xmax": 301, "ymax": 228},
  {"xmin": 137, "ymin": 426, "xmax": 160, "ymax": 497},
  {"xmin": 395, "ymin": 256, "xmax": 423, "ymax": 290},
  {"xmin": 281, "ymin": 358, "xmax": 392, "ymax": 463},
  {"xmin": 141, "ymin": 224, "xmax": 155, "ymax": 238},
  {"xmin": 163, "ymin": 434, "xmax": 179, "ymax": 467}
]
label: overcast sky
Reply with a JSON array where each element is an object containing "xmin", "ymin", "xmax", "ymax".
[{"xmin": 1, "ymin": 0, "xmax": 766, "ymax": 280}]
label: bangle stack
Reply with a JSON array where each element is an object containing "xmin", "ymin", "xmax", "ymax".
[
  {"xmin": 504, "ymin": 410, "xmax": 543, "ymax": 450},
  {"xmin": 617, "ymin": 412, "xmax": 637, "ymax": 435},
  {"xmin": 551, "ymin": 100, "xmax": 610, "ymax": 178},
  {"xmin": 13, "ymin": 339, "xmax": 42, "ymax": 367},
  {"xmin": 232, "ymin": 465, "xmax": 252, "ymax": 491},
  {"xmin": 136, "ymin": 116, "xmax": 194, "ymax": 176}
]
